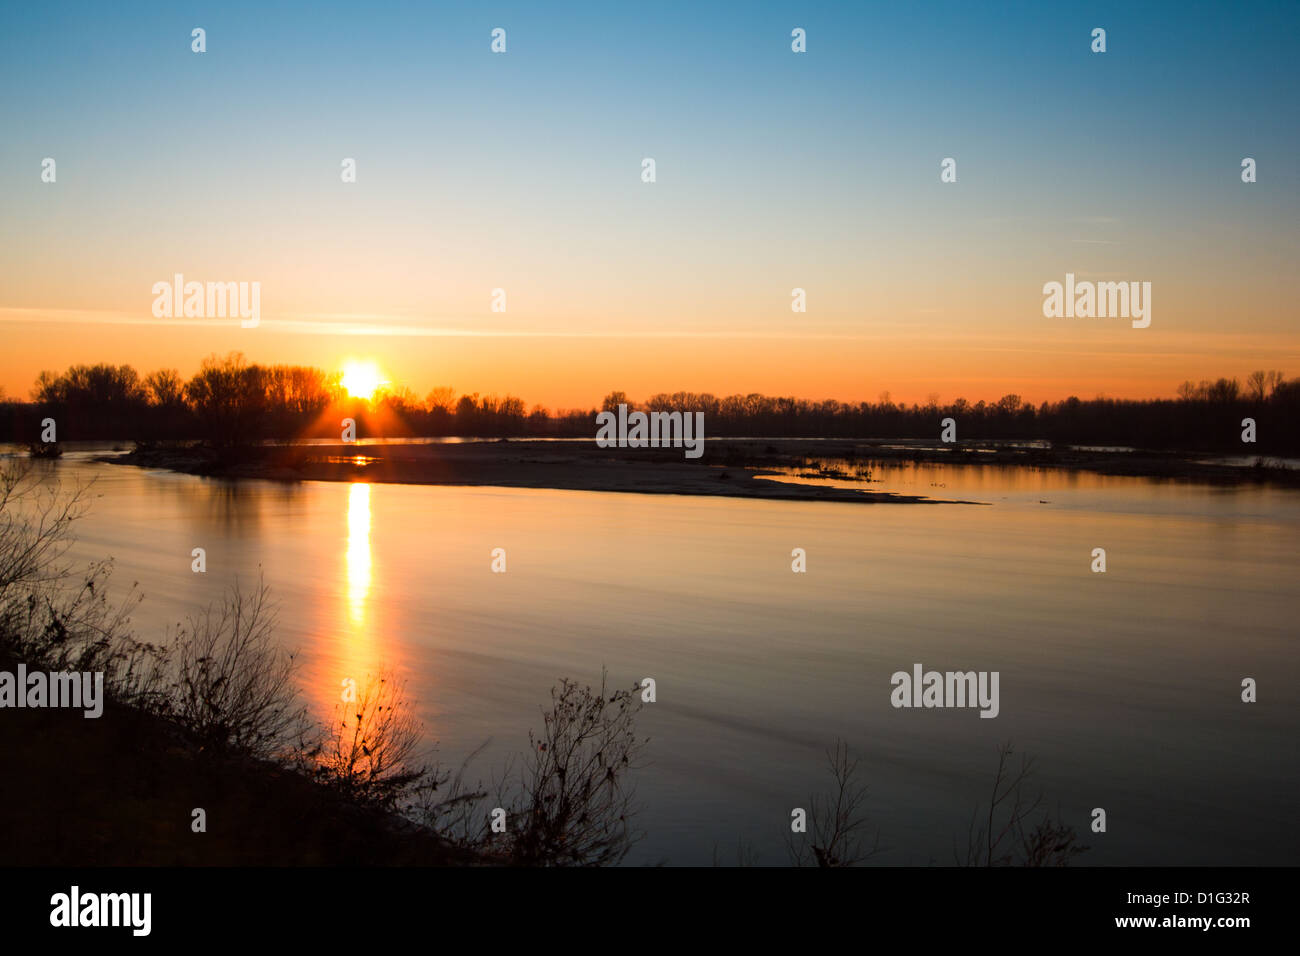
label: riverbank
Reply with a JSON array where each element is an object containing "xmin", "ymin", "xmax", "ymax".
[
  {"xmin": 93, "ymin": 438, "xmax": 1300, "ymax": 498},
  {"xmin": 97, "ymin": 440, "xmax": 963, "ymax": 503},
  {"xmin": 0, "ymin": 669, "xmax": 480, "ymax": 866}
]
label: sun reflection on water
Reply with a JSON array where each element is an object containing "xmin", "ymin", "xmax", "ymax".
[{"xmin": 346, "ymin": 482, "xmax": 371, "ymax": 624}]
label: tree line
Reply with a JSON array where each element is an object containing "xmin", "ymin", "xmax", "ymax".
[{"xmin": 1, "ymin": 353, "xmax": 1296, "ymax": 453}]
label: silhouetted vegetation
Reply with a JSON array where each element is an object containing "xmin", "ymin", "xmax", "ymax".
[
  {"xmin": 2, "ymin": 355, "xmax": 1296, "ymax": 454},
  {"xmin": 736, "ymin": 739, "xmax": 1086, "ymax": 868},
  {"xmin": 162, "ymin": 581, "xmax": 309, "ymax": 760},
  {"xmin": 310, "ymin": 669, "xmax": 433, "ymax": 812},
  {"xmin": 958, "ymin": 742, "xmax": 1088, "ymax": 867},
  {"xmin": 786, "ymin": 739, "xmax": 880, "ymax": 867},
  {"xmin": 495, "ymin": 673, "xmax": 647, "ymax": 866}
]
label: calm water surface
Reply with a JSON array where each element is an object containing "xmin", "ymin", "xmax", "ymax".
[{"xmin": 21, "ymin": 451, "xmax": 1300, "ymax": 865}]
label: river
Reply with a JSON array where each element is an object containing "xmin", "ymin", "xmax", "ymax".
[{"xmin": 13, "ymin": 447, "xmax": 1299, "ymax": 866}]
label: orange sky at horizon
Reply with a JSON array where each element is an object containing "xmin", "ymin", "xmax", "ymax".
[{"xmin": 2, "ymin": 306, "xmax": 1295, "ymax": 410}]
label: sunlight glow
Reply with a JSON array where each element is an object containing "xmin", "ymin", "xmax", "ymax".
[{"xmin": 340, "ymin": 360, "xmax": 385, "ymax": 401}]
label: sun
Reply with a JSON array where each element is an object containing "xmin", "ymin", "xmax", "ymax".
[{"xmin": 340, "ymin": 360, "xmax": 385, "ymax": 401}]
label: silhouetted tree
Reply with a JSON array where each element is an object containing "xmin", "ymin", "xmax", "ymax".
[
  {"xmin": 959, "ymin": 742, "xmax": 1087, "ymax": 867},
  {"xmin": 184, "ymin": 352, "xmax": 269, "ymax": 450}
]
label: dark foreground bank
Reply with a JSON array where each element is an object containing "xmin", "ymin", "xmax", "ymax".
[{"xmin": 1, "ymin": 689, "xmax": 476, "ymax": 866}]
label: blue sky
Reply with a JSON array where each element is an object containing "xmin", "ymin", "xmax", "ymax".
[{"xmin": 1, "ymin": 0, "xmax": 1297, "ymax": 405}]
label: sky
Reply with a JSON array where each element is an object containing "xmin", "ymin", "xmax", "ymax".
[{"xmin": 1, "ymin": 0, "xmax": 1297, "ymax": 409}]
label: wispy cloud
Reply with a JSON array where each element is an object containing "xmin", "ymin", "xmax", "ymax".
[{"xmin": 0, "ymin": 308, "xmax": 917, "ymax": 341}]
